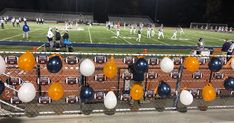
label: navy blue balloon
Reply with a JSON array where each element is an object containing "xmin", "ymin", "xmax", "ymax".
[
  {"xmin": 47, "ymin": 56, "xmax": 63, "ymax": 73},
  {"xmin": 0, "ymin": 80, "xmax": 5, "ymax": 95},
  {"xmin": 208, "ymin": 57, "xmax": 223, "ymax": 72},
  {"xmin": 224, "ymin": 77, "xmax": 234, "ymax": 91},
  {"xmin": 134, "ymin": 58, "xmax": 148, "ymax": 74},
  {"xmin": 80, "ymin": 85, "xmax": 94, "ymax": 103},
  {"xmin": 157, "ymin": 81, "xmax": 171, "ymax": 98}
]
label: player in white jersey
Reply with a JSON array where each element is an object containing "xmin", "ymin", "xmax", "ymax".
[
  {"xmin": 171, "ymin": 29, "xmax": 178, "ymax": 40},
  {"xmin": 157, "ymin": 26, "xmax": 164, "ymax": 39},
  {"xmin": 129, "ymin": 24, "xmax": 133, "ymax": 34},
  {"xmin": 133, "ymin": 24, "xmax": 137, "ymax": 34},
  {"xmin": 147, "ymin": 27, "xmax": 151, "ymax": 38},
  {"xmin": 116, "ymin": 28, "xmax": 120, "ymax": 38},
  {"xmin": 179, "ymin": 26, "xmax": 185, "ymax": 35},
  {"xmin": 136, "ymin": 29, "xmax": 141, "ymax": 42}
]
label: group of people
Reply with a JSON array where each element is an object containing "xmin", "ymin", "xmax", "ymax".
[
  {"xmin": 0, "ymin": 16, "xmax": 27, "ymax": 29},
  {"xmin": 46, "ymin": 28, "xmax": 71, "ymax": 49},
  {"xmin": 35, "ymin": 18, "xmax": 44, "ymax": 24},
  {"xmin": 107, "ymin": 22, "xmax": 186, "ymax": 42},
  {"xmin": 191, "ymin": 25, "xmax": 233, "ymax": 33}
]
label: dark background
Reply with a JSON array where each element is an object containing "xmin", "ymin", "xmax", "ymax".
[{"xmin": 0, "ymin": 0, "xmax": 233, "ymax": 26}]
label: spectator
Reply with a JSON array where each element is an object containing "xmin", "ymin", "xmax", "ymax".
[
  {"xmin": 22, "ymin": 22, "xmax": 30, "ymax": 39},
  {"xmin": 47, "ymin": 28, "xmax": 54, "ymax": 49},
  {"xmin": 63, "ymin": 30, "xmax": 71, "ymax": 46},
  {"xmin": 54, "ymin": 28, "xmax": 62, "ymax": 48}
]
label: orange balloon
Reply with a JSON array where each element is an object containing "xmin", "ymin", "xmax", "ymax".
[
  {"xmin": 18, "ymin": 51, "xmax": 36, "ymax": 71},
  {"xmin": 184, "ymin": 57, "xmax": 200, "ymax": 72},
  {"xmin": 103, "ymin": 56, "xmax": 118, "ymax": 78},
  {"xmin": 48, "ymin": 82, "xmax": 64, "ymax": 101},
  {"xmin": 130, "ymin": 83, "xmax": 144, "ymax": 100},
  {"xmin": 202, "ymin": 83, "xmax": 216, "ymax": 102}
]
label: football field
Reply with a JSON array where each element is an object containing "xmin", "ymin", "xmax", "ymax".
[{"xmin": 0, "ymin": 22, "xmax": 233, "ymax": 53}]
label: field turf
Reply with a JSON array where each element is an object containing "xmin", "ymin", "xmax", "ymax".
[{"xmin": 0, "ymin": 22, "xmax": 233, "ymax": 53}]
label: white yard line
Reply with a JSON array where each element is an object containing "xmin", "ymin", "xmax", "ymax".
[
  {"xmin": 0, "ymin": 29, "xmax": 41, "ymax": 41},
  {"xmin": 109, "ymin": 30, "xmax": 132, "ymax": 44},
  {"xmin": 88, "ymin": 27, "xmax": 93, "ymax": 43}
]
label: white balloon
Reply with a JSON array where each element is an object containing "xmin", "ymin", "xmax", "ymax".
[
  {"xmin": 160, "ymin": 57, "xmax": 174, "ymax": 73},
  {"xmin": 0, "ymin": 56, "xmax": 6, "ymax": 75},
  {"xmin": 231, "ymin": 59, "xmax": 234, "ymax": 70},
  {"xmin": 80, "ymin": 59, "xmax": 95, "ymax": 76},
  {"xmin": 18, "ymin": 83, "xmax": 36, "ymax": 103},
  {"xmin": 180, "ymin": 90, "xmax": 193, "ymax": 106},
  {"xmin": 104, "ymin": 91, "xmax": 117, "ymax": 109}
]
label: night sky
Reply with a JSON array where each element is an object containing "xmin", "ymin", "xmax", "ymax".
[{"xmin": 0, "ymin": 0, "xmax": 233, "ymax": 26}]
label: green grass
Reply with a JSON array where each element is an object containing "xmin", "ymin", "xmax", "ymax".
[{"xmin": 0, "ymin": 22, "xmax": 233, "ymax": 53}]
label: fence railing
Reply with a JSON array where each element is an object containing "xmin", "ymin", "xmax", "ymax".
[{"xmin": 0, "ymin": 51, "xmax": 234, "ymax": 117}]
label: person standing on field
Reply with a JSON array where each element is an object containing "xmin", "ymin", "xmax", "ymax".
[
  {"xmin": 136, "ymin": 29, "xmax": 141, "ymax": 42},
  {"xmin": 22, "ymin": 22, "xmax": 30, "ymax": 40},
  {"xmin": 47, "ymin": 28, "xmax": 54, "ymax": 49}
]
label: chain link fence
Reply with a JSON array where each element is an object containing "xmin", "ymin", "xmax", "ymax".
[{"xmin": 0, "ymin": 51, "xmax": 234, "ymax": 117}]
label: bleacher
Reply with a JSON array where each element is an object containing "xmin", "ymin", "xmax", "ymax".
[
  {"xmin": 109, "ymin": 16, "xmax": 153, "ymax": 24},
  {"xmin": 1, "ymin": 9, "xmax": 93, "ymax": 22}
]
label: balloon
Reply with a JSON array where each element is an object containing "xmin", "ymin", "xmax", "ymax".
[
  {"xmin": 18, "ymin": 83, "xmax": 36, "ymax": 103},
  {"xmin": 47, "ymin": 56, "xmax": 63, "ymax": 73},
  {"xmin": 160, "ymin": 57, "xmax": 174, "ymax": 73},
  {"xmin": 48, "ymin": 82, "xmax": 64, "ymax": 101},
  {"xmin": 0, "ymin": 56, "xmax": 6, "ymax": 75},
  {"xmin": 103, "ymin": 56, "xmax": 118, "ymax": 78},
  {"xmin": 130, "ymin": 83, "xmax": 144, "ymax": 100},
  {"xmin": 80, "ymin": 59, "xmax": 95, "ymax": 76},
  {"xmin": 134, "ymin": 58, "xmax": 148, "ymax": 73},
  {"xmin": 208, "ymin": 57, "xmax": 223, "ymax": 72},
  {"xmin": 224, "ymin": 77, "xmax": 234, "ymax": 91},
  {"xmin": 180, "ymin": 90, "xmax": 193, "ymax": 106},
  {"xmin": 184, "ymin": 57, "xmax": 200, "ymax": 72},
  {"xmin": 0, "ymin": 80, "xmax": 5, "ymax": 95},
  {"xmin": 80, "ymin": 85, "xmax": 94, "ymax": 103},
  {"xmin": 18, "ymin": 51, "xmax": 36, "ymax": 71},
  {"xmin": 104, "ymin": 91, "xmax": 117, "ymax": 109},
  {"xmin": 157, "ymin": 81, "xmax": 171, "ymax": 98},
  {"xmin": 231, "ymin": 59, "xmax": 234, "ymax": 70},
  {"xmin": 202, "ymin": 83, "xmax": 216, "ymax": 102}
]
